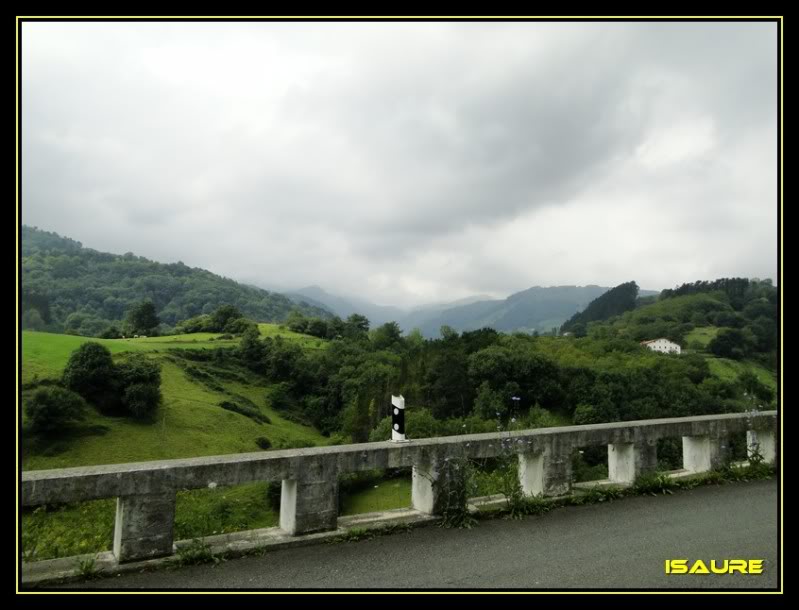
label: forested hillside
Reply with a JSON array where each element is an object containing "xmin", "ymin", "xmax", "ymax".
[
  {"xmin": 21, "ymin": 226, "xmax": 331, "ymax": 336},
  {"xmin": 591, "ymin": 279, "xmax": 778, "ymax": 367},
  {"xmin": 561, "ymin": 281, "xmax": 640, "ymax": 335}
]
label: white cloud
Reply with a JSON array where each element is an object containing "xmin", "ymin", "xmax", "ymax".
[
  {"xmin": 636, "ymin": 117, "xmax": 716, "ymax": 169},
  {"xmin": 21, "ymin": 20, "xmax": 778, "ymax": 305}
]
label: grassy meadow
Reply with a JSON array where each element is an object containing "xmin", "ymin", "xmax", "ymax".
[{"xmin": 21, "ymin": 327, "xmax": 326, "ymax": 470}]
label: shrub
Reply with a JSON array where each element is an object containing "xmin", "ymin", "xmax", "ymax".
[
  {"xmin": 708, "ymin": 328, "xmax": 751, "ymax": 360},
  {"xmin": 573, "ymin": 403, "xmax": 600, "ymax": 425},
  {"xmin": 123, "ymin": 383, "xmax": 162, "ymax": 419},
  {"xmin": 633, "ymin": 472, "xmax": 677, "ymax": 496},
  {"xmin": 25, "ymin": 387, "xmax": 87, "ymax": 433},
  {"xmin": 174, "ymin": 538, "xmax": 218, "ymax": 566},
  {"xmin": 224, "ymin": 317, "xmax": 257, "ymax": 335},
  {"xmin": 218, "ymin": 400, "xmax": 269, "ymax": 424},
  {"xmin": 117, "ymin": 355, "xmax": 161, "ymax": 388},
  {"xmin": 183, "ymin": 365, "xmax": 224, "ymax": 392},
  {"xmin": 114, "ymin": 356, "xmax": 162, "ymax": 418},
  {"xmin": 210, "ymin": 305, "xmax": 243, "ymax": 332},
  {"xmin": 175, "ymin": 314, "xmax": 212, "ymax": 334},
  {"xmin": 62, "ymin": 342, "xmax": 117, "ymax": 408},
  {"xmin": 255, "ymin": 436, "xmax": 272, "ymax": 450},
  {"xmin": 99, "ymin": 325, "xmax": 122, "ymax": 339},
  {"xmin": 268, "ymin": 382, "xmax": 293, "ymax": 411},
  {"xmin": 74, "ymin": 557, "xmax": 100, "ymax": 579}
]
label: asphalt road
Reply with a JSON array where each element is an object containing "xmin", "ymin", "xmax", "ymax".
[{"xmin": 61, "ymin": 479, "xmax": 779, "ymax": 591}]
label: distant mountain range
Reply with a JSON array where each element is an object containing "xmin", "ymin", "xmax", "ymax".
[
  {"xmin": 285, "ymin": 284, "xmax": 660, "ymax": 337},
  {"xmin": 288, "ymin": 286, "xmax": 406, "ymax": 328},
  {"xmin": 21, "ymin": 225, "xmax": 660, "ymax": 339}
]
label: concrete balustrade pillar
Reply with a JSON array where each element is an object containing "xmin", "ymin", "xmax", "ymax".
[
  {"xmin": 279, "ymin": 478, "xmax": 339, "ymax": 535},
  {"xmin": 411, "ymin": 456, "xmax": 451, "ymax": 515},
  {"xmin": 747, "ymin": 428, "xmax": 776, "ymax": 464},
  {"xmin": 681, "ymin": 435, "xmax": 729, "ymax": 473},
  {"xmin": 608, "ymin": 440, "xmax": 658, "ymax": 484},
  {"xmin": 518, "ymin": 451, "xmax": 544, "ymax": 496},
  {"xmin": 411, "ymin": 450, "xmax": 471, "ymax": 515},
  {"xmin": 542, "ymin": 442, "xmax": 573, "ymax": 496},
  {"xmin": 636, "ymin": 439, "xmax": 659, "ymax": 475},
  {"xmin": 518, "ymin": 441, "xmax": 572, "ymax": 497},
  {"xmin": 113, "ymin": 492, "xmax": 176, "ymax": 563},
  {"xmin": 279, "ymin": 455, "xmax": 339, "ymax": 536},
  {"xmin": 411, "ymin": 460, "xmax": 438, "ymax": 514},
  {"xmin": 608, "ymin": 443, "xmax": 636, "ymax": 484}
]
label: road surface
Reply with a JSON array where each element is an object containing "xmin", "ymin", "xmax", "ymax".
[{"xmin": 59, "ymin": 479, "xmax": 779, "ymax": 590}]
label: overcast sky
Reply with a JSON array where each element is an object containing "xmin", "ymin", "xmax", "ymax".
[{"xmin": 21, "ymin": 21, "xmax": 778, "ymax": 307}]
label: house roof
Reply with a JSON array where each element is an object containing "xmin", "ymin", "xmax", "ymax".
[{"xmin": 640, "ymin": 338, "xmax": 676, "ymax": 345}]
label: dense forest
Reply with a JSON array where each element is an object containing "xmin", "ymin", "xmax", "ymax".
[
  {"xmin": 21, "ymin": 226, "xmax": 331, "ymax": 336},
  {"xmin": 560, "ymin": 281, "xmax": 640, "ymax": 336},
  {"xmin": 20, "ymin": 224, "xmax": 779, "ymax": 448},
  {"xmin": 209, "ymin": 275, "xmax": 779, "ymax": 442},
  {"xmin": 592, "ymin": 279, "xmax": 778, "ymax": 367}
]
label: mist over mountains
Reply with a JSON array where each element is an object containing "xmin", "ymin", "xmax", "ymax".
[
  {"xmin": 285, "ymin": 284, "xmax": 660, "ymax": 337},
  {"xmin": 22, "ymin": 225, "xmax": 660, "ymax": 338}
]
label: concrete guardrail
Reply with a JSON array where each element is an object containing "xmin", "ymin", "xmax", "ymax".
[{"xmin": 21, "ymin": 411, "xmax": 777, "ymax": 564}]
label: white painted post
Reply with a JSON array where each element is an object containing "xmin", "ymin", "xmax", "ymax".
[{"xmin": 391, "ymin": 394, "xmax": 407, "ymax": 442}]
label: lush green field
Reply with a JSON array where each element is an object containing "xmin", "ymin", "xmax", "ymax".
[
  {"xmin": 21, "ymin": 327, "xmax": 328, "ymax": 470},
  {"xmin": 256, "ymin": 323, "xmax": 327, "ymax": 349},
  {"xmin": 21, "ymin": 326, "xmax": 322, "ymax": 385},
  {"xmin": 707, "ymin": 358, "xmax": 777, "ymax": 391},
  {"xmin": 680, "ymin": 326, "xmax": 777, "ymax": 393},
  {"xmin": 684, "ymin": 326, "xmax": 720, "ymax": 349}
]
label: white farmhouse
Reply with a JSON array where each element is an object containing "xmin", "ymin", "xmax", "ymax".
[{"xmin": 640, "ymin": 338, "xmax": 681, "ymax": 354}]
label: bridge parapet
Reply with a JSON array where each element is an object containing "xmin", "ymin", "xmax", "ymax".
[{"xmin": 21, "ymin": 411, "xmax": 777, "ymax": 563}]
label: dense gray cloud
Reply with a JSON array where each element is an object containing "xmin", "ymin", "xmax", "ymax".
[{"xmin": 21, "ymin": 21, "xmax": 778, "ymax": 307}]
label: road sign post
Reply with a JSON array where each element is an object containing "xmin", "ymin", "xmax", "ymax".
[{"xmin": 391, "ymin": 395, "xmax": 408, "ymax": 442}]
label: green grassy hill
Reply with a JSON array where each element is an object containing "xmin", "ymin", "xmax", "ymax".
[
  {"xmin": 587, "ymin": 290, "xmax": 777, "ymax": 391},
  {"xmin": 707, "ymin": 358, "xmax": 777, "ymax": 391},
  {"xmin": 603, "ymin": 293, "xmax": 734, "ymax": 343},
  {"xmin": 21, "ymin": 225, "xmax": 332, "ymax": 337},
  {"xmin": 21, "ymin": 326, "xmax": 328, "ymax": 471}
]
